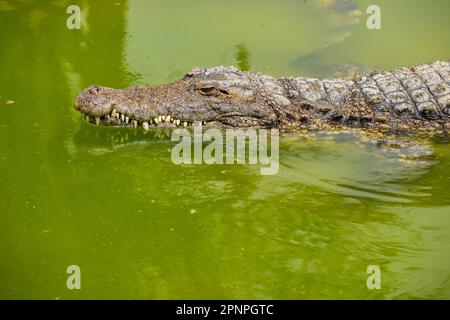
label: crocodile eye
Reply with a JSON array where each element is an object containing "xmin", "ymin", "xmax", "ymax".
[
  {"xmin": 88, "ymin": 86, "xmax": 102, "ymax": 95},
  {"xmin": 198, "ymin": 86, "xmax": 215, "ymax": 95},
  {"xmin": 196, "ymin": 85, "xmax": 229, "ymax": 97}
]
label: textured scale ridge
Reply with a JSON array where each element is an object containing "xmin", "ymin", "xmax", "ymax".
[{"xmin": 276, "ymin": 61, "xmax": 450, "ymax": 133}]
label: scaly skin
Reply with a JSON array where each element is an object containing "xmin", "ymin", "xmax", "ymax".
[{"xmin": 74, "ymin": 61, "xmax": 450, "ymax": 135}]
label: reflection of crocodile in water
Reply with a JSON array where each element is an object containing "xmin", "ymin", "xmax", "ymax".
[
  {"xmin": 75, "ymin": 61, "xmax": 450, "ymax": 136},
  {"xmin": 290, "ymin": 0, "xmax": 363, "ymax": 78}
]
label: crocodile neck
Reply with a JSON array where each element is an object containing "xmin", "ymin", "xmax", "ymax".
[{"xmin": 267, "ymin": 61, "xmax": 450, "ymax": 133}]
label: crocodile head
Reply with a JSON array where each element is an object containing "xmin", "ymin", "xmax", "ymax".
[{"xmin": 74, "ymin": 66, "xmax": 279, "ymax": 129}]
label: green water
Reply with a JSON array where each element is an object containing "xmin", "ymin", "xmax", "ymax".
[{"xmin": 1, "ymin": 0, "xmax": 449, "ymax": 299}]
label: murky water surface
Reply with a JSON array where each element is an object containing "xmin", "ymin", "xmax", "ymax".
[{"xmin": 0, "ymin": 0, "xmax": 449, "ymax": 299}]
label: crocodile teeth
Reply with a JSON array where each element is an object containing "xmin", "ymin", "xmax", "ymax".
[
  {"xmin": 133, "ymin": 120, "xmax": 138, "ymax": 128},
  {"xmin": 183, "ymin": 121, "xmax": 188, "ymax": 127},
  {"xmin": 165, "ymin": 116, "xmax": 171, "ymax": 123},
  {"xmin": 121, "ymin": 114, "xmax": 125, "ymax": 121},
  {"xmin": 142, "ymin": 121, "xmax": 149, "ymax": 130},
  {"xmin": 95, "ymin": 117, "xmax": 100, "ymax": 125},
  {"xmin": 125, "ymin": 116, "xmax": 129, "ymax": 124},
  {"xmin": 175, "ymin": 120, "xmax": 180, "ymax": 126},
  {"xmin": 202, "ymin": 121, "xmax": 206, "ymax": 125},
  {"xmin": 111, "ymin": 109, "xmax": 117, "ymax": 117},
  {"xmin": 85, "ymin": 115, "xmax": 90, "ymax": 122},
  {"xmin": 105, "ymin": 115, "xmax": 110, "ymax": 120}
]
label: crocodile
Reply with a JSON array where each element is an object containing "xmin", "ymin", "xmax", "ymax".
[{"xmin": 74, "ymin": 61, "xmax": 450, "ymax": 136}]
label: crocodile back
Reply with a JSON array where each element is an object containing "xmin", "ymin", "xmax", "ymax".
[
  {"xmin": 356, "ymin": 61, "xmax": 450, "ymax": 120},
  {"xmin": 280, "ymin": 61, "xmax": 450, "ymax": 133}
]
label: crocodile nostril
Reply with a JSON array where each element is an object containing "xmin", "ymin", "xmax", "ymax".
[{"xmin": 89, "ymin": 86, "xmax": 102, "ymax": 95}]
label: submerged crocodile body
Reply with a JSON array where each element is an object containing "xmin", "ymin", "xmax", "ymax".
[{"xmin": 75, "ymin": 61, "xmax": 450, "ymax": 135}]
